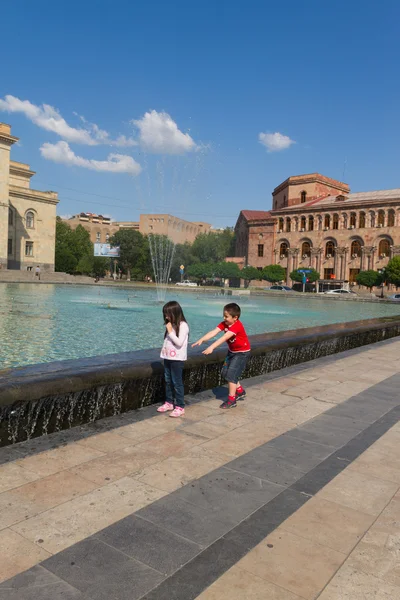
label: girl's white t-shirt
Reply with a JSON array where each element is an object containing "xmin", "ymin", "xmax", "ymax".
[{"xmin": 160, "ymin": 322, "xmax": 189, "ymax": 361}]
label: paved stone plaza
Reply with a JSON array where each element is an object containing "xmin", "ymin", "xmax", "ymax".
[{"xmin": 0, "ymin": 339, "xmax": 400, "ymax": 599}]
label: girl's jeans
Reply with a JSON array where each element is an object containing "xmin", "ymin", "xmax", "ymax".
[{"xmin": 164, "ymin": 359, "xmax": 185, "ymax": 408}]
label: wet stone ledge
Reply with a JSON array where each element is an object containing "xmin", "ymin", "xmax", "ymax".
[{"xmin": 1, "ymin": 316, "xmax": 400, "ymax": 447}]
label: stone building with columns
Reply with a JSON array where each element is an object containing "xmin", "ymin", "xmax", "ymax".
[
  {"xmin": 0, "ymin": 123, "xmax": 59, "ymax": 271},
  {"xmin": 234, "ymin": 173, "xmax": 400, "ymax": 285}
]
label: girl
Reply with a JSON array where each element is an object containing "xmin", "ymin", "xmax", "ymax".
[{"xmin": 157, "ymin": 300, "xmax": 189, "ymax": 417}]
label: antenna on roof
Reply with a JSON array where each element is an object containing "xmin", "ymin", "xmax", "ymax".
[{"xmin": 342, "ymin": 157, "xmax": 347, "ymax": 181}]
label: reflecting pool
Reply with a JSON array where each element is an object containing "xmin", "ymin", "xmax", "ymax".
[{"xmin": 1, "ymin": 283, "xmax": 400, "ymax": 369}]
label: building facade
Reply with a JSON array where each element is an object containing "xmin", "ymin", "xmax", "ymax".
[
  {"xmin": 235, "ymin": 173, "xmax": 400, "ymax": 284},
  {"xmin": 0, "ymin": 123, "xmax": 59, "ymax": 271},
  {"xmin": 66, "ymin": 213, "xmax": 210, "ymax": 245}
]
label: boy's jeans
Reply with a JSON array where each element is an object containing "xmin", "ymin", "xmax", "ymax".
[
  {"xmin": 164, "ymin": 359, "xmax": 185, "ymax": 408},
  {"xmin": 222, "ymin": 351, "xmax": 249, "ymax": 384}
]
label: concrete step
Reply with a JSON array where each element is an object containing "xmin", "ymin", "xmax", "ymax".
[{"xmin": 0, "ymin": 271, "xmax": 94, "ymax": 284}]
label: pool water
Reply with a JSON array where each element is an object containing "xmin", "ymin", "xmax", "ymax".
[{"xmin": 1, "ymin": 283, "xmax": 400, "ymax": 369}]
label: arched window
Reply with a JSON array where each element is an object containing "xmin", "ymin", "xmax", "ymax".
[
  {"xmin": 300, "ymin": 216, "xmax": 306, "ymax": 231},
  {"xmin": 26, "ymin": 211, "xmax": 34, "ymax": 229},
  {"xmin": 388, "ymin": 210, "xmax": 395, "ymax": 227},
  {"xmin": 379, "ymin": 239, "xmax": 390, "ymax": 257},
  {"xmin": 278, "ymin": 218, "xmax": 284, "ymax": 231},
  {"xmin": 280, "ymin": 242, "xmax": 288, "ymax": 258},
  {"xmin": 350, "ymin": 213, "xmax": 356, "ymax": 228},
  {"xmin": 324, "ymin": 214, "xmax": 330, "ymax": 229},
  {"xmin": 308, "ymin": 215, "xmax": 314, "ymax": 231},
  {"xmin": 8, "ymin": 208, "xmax": 14, "ymax": 226},
  {"xmin": 370, "ymin": 212, "xmax": 376, "ymax": 228},
  {"xmin": 325, "ymin": 241, "xmax": 335, "ymax": 258},
  {"xmin": 96, "ymin": 231, "xmax": 101, "ymax": 242},
  {"xmin": 351, "ymin": 240, "xmax": 362, "ymax": 257},
  {"xmin": 286, "ymin": 218, "xmax": 291, "ymax": 232},
  {"xmin": 301, "ymin": 241, "xmax": 311, "ymax": 258},
  {"xmin": 333, "ymin": 214, "xmax": 339, "ymax": 230},
  {"xmin": 301, "ymin": 191, "xmax": 307, "ymax": 203},
  {"xmin": 359, "ymin": 212, "xmax": 366, "ymax": 228},
  {"xmin": 378, "ymin": 210, "xmax": 385, "ymax": 227},
  {"xmin": 105, "ymin": 233, "xmax": 110, "ymax": 242}
]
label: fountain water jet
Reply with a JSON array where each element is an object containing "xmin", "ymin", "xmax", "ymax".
[{"xmin": 148, "ymin": 233, "xmax": 176, "ymax": 302}]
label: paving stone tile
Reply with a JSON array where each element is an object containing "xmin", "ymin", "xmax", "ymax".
[
  {"xmin": 14, "ymin": 444, "xmax": 105, "ymax": 477},
  {"xmin": 96, "ymin": 514, "xmax": 201, "ymax": 575},
  {"xmin": 200, "ymin": 412, "xmax": 251, "ymax": 431},
  {"xmin": 227, "ymin": 445, "xmax": 307, "ymax": 487},
  {"xmin": 68, "ymin": 445, "xmax": 161, "ymax": 485},
  {"xmin": 137, "ymin": 495, "xmax": 232, "ymax": 546},
  {"xmin": 133, "ymin": 447, "xmax": 227, "ymax": 492},
  {"xmin": 223, "ymin": 488, "xmax": 310, "ymax": 550},
  {"xmin": 326, "ymin": 397, "xmax": 394, "ymax": 425},
  {"xmin": 0, "ymin": 462, "xmax": 40, "ymax": 494},
  {"xmin": 140, "ymin": 537, "xmax": 247, "ymax": 600},
  {"xmin": 136, "ymin": 430, "xmax": 204, "ymax": 456},
  {"xmin": 282, "ymin": 496, "xmax": 375, "ymax": 554},
  {"xmin": 0, "ymin": 488, "xmax": 42, "ymax": 529},
  {"xmin": 346, "ymin": 445, "xmax": 400, "ymax": 484},
  {"xmin": 237, "ymin": 529, "xmax": 346, "ymax": 600},
  {"xmin": 285, "ymin": 414, "xmax": 365, "ymax": 449},
  {"xmin": 199, "ymin": 419, "xmax": 291, "ymax": 458},
  {"xmin": 273, "ymin": 397, "xmax": 336, "ymax": 425},
  {"xmin": 195, "ymin": 565, "xmax": 303, "ymax": 600},
  {"xmin": 318, "ymin": 564, "xmax": 400, "ymax": 600},
  {"xmin": 0, "ymin": 529, "xmax": 51, "ymax": 584},
  {"xmin": 262, "ymin": 434, "xmax": 334, "ymax": 471},
  {"xmin": 9, "ymin": 471, "xmax": 98, "ymax": 511},
  {"xmin": 316, "ymin": 470, "xmax": 398, "ymax": 516},
  {"xmin": 177, "ymin": 466, "xmax": 284, "ymax": 525},
  {"xmin": 178, "ymin": 420, "xmax": 229, "ymax": 440},
  {"xmin": 0, "ymin": 447, "xmax": 25, "ymax": 466},
  {"xmin": 291, "ymin": 454, "xmax": 351, "ymax": 496},
  {"xmin": 117, "ymin": 416, "xmax": 180, "ymax": 442},
  {"xmin": 0, "ymin": 565, "xmax": 83, "ymax": 599},
  {"xmin": 43, "ymin": 537, "xmax": 164, "ymax": 600},
  {"xmin": 12, "ymin": 477, "xmax": 166, "ymax": 553},
  {"xmin": 75, "ymin": 431, "xmax": 138, "ymax": 452}
]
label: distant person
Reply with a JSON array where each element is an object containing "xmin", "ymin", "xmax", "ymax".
[
  {"xmin": 192, "ymin": 302, "xmax": 250, "ymax": 409},
  {"xmin": 35, "ymin": 265, "xmax": 41, "ymax": 281},
  {"xmin": 157, "ymin": 301, "xmax": 189, "ymax": 418}
]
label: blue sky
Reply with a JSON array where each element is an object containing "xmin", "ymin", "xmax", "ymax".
[{"xmin": 2, "ymin": 0, "xmax": 399, "ymax": 228}]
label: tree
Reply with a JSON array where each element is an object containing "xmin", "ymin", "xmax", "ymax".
[
  {"xmin": 262, "ymin": 264, "xmax": 286, "ymax": 283},
  {"xmin": 55, "ymin": 246, "xmax": 77, "ymax": 274},
  {"xmin": 355, "ymin": 270, "xmax": 383, "ymax": 291},
  {"xmin": 70, "ymin": 224, "xmax": 92, "ymax": 262},
  {"xmin": 93, "ymin": 257, "xmax": 110, "ymax": 278},
  {"xmin": 170, "ymin": 242, "xmax": 199, "ymax": 281},
  {"xmin": 240, "ymin": 266, "xmax": 260, "ymax": 287},
  {"xmin": 290, "ymin": 268, "xmax": 320, "ymax": 283},
  {"xmin": 187, "ymin": 262, "xmax": 214, "ymax": 280},
  {"xmin": 110, "ymin": 229, "xmax": 150, "ymax": 280},
  {"xmin": 213, "ymin": 261, "xmax": 241, "ymax": 279},
  {"xmin": 191, "ymin": 228, "xmax": 235, "ymax": 264},
  {"xmin": 385, "ymin": 256, "xmax": 400, "ymax": 287}
]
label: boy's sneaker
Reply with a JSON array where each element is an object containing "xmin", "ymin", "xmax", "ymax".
[
  {"xmin": 220, "ymin": 397, "xmax": 237, "ymax": 409},
  {"xmin": 235, "ymin": 388, "xmax": 246, "ymax": 401},
  {"xmin": 157, "ymin": 402, "xmax": 174, "ymax": 413},
  {"xmin": 170, "ymin": 407, "xmax": 185, "ymax": 418}
]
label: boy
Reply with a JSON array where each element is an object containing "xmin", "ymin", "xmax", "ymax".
[{"xmin": 192, "ymin": 302, "xmax": 250, "ymax": 409}]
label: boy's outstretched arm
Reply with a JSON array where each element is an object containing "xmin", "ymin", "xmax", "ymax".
[
  {"xmin": 202, "ymin": 331, "xmax": 234, "ymax": 355},
  {"xmin": 192, "ymin": 327, "xmax": 221, "ymax": 347}
]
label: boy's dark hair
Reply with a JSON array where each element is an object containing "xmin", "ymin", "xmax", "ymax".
[{"xmin": 224, "ymin": 303, "xmax": 241, "ymax": 318}]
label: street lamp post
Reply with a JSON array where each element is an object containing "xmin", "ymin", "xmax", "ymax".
[{"xmin": 378, "ymin": 268, "xmax": 386, "ymax": 298}]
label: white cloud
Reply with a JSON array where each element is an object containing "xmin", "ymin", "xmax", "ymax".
[
  {"xmin": 40, "ymin": 141, "xmax": 142, "ymax": 175},
  {"xmin": 258, "ymin": 131, "xmax": 295, "ymax": 152},
  {"xmin": 133, "ymin": 110, "xmax": 197, "ymax": 154},
  {"xmin": 0, "ymin": 95, "xmax": 136, "ymax": 147}
]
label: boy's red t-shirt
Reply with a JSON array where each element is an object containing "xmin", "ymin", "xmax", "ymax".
[{"xmin": 217, "ymin": 320, "xmax": 251, "ymax": 353}]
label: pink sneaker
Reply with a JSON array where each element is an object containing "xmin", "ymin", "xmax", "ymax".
[
  {"xmin": 170, "ymin": 407, "xmax": 185, "ymax": 418},
  {"xmin": 157, "ymin": 402, "xmax": 174, "ymax": 413}
]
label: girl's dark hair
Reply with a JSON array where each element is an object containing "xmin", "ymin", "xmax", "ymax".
[{"xmin": 162, "ymin": 301, "xmax": 187, "ymax": 337}]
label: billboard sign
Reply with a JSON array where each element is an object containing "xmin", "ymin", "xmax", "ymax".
[{"xmin": 94, "ymin": 243, "xmax": 120, "ymax": 257}]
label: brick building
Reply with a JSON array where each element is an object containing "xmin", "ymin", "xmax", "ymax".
[
  {"xmin": 65, "ymin": 213, "xmax": 210, "ymax": 246},
  {"xmin": 234, "ymin": 173, "xmax": 400, "ymax": 284}
]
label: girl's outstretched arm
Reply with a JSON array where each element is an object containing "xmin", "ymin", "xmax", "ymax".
[
  {"xmin": 167, "ymin": 322, "xmax": 189, "ymax": 348},
  {"xmin": 192, "ymin": 327, "xmax": 221, "ymax": 347}
]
